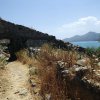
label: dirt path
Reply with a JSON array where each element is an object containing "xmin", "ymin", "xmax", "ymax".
[{"xmin": 0, "ymin": 61, "xmax": 34, "ymax": 100}]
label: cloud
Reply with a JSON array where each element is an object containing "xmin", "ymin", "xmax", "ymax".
[{"xmin": 56, "ymin": 16, "xmax": 100, "ymax": 39}]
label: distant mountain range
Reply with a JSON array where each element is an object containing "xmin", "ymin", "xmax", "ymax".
[{"xmin": 63, "ymin": 32, "xmax": 100, "ymax": 42}]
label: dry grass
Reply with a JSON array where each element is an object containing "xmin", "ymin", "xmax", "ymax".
[
  {"xmin": 36, "ymin": 43, "xmax": 77, "ymax": 100},
  {"xmin": 15, "ymin": 44, "xmax": 100, "ymax": 100},
  {"xmin": 16, "ymin": 49, "xmax": 34, "ymax": 65},
  {"xmin": 85, "ymin": 57, "xmax": 100, "ymax": 83},
  {"xmin": 35, "ymin": 44, "xmax": 100, "ymax": 100}
]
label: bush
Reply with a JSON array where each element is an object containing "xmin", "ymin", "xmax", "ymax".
[
  {"xmin": 16, "ymin": 49, "xmax": 33, "ymax": 65},
  {"xmin": 86, "ymin": 47, "xmax": 100, "ymax": 57}
]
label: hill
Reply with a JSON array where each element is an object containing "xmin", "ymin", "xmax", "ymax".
[
  {"xmin": 0, "ymin": 18, "xmax": 86, "ymax": 61},
  {"xmin": 0, "ymin": 18, "xmax": 55, "ymax": 40},
  {"xmin": 63, "ymin": 32, "xmax": 100, "ymax": 42}
]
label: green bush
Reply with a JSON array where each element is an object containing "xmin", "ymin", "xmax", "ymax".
[{"xmin": 86, "ymin": 47, "xmax": 100, "ymax": 57}]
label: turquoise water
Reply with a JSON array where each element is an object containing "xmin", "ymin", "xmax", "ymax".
[{"xmin": 71, "ymin": 41, "xmax": 100, "ymax": 48}]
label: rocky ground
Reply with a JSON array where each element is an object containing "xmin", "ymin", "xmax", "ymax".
[{"xmin": 57, "ymin": 58, "xmax": 100, "ymax": 99}]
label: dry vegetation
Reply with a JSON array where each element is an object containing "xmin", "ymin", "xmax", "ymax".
[
  {"xmin": 16, "ymin": 44, "xmax": 100, "ymax": 100},
  {"xmin": 16, "ymin": 44, "xmax": 77, "ymax": 99},
  {"xmin": 16, "ymin": 49, "xmax": 33, "ymax": 65},
  {"xmin": 35, "ymin": 44, "xmax": 78, "ymax": 100}
]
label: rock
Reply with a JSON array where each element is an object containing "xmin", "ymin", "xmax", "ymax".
[
  {"xmin": 45, "ymin": 94, "xmax": 51, "ymax": 100},
  {"xmin": 75, "ymin": 66, "xmax": 88, "ymax": 72},
  {"xmin": 93, "ymin": 54, "xmax": 96, "ymax": 58},
  {"xmin": 95, "ymin": 83, "xmax": 100, "ymax": 87},
  {"xmin": 97, "ymin": 62, "xmax": 100, "ymax": 67},
  {"xmin": 93, "ymin": 69, "xmax": 96, "ymax": 72},
  {"xmin": 62, "ymin": 70, "xmax": 69, "ymax": 74},
  {"xmin": 76, "ymin": 58, "xmax": 90, "ymax": 66},
  {"xmin": 95, "ymin": 72, "xmax": 100, "ymax": 76},
  {"xmin": 87, "ymin": 79, "xmax": 94, "ymax": 84},
  {"xmin": 30, "ymin": 79, "xmax": 36, "ymax": 87},
  {"xmin": 73, "ymin": 66, "xmax": 89, "ymax": 79},
  {"xmin": 18, "ymin": 88, "xmax": 28, "ymax": 95},
  {"xmin": 0, "ymin": 65, "xmax": 4, "ymax": 69},
  {"xmin": 61, "ymin": 70, "xmax": 70, "ymax": 77},
  {"xmin": 0, "ymin": 54, "xmax": 4, "ymax": 57},
  {"xmin": 57, "ymin": 61, "xmax": 67, "ymax": 68},
  {"xmin": 57, "ymin": 61, "xmax": 64, "ymax": 66},
  {"xmin": 95, "ymin": 58, "xmax": 99, "ymax": 62}
]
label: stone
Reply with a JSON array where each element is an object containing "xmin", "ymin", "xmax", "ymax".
[
  {"xmin": 97, "ymin": 62, "xmax": 100, "ymax": 67},
  {"xmin": 30, "ymin": 79, "xmax": 37, "ymax": 87},
  {"xmin": 95, "ymin": 58, "xmax": 99, "ymax": 62},
  {"xmin": 0, "ymin": 65, "xmax": 4, "ymax": 69},
  {"xmin": 45, "ymin": 94, "xmax": 51, "ymax": 100},
  {"xmin": 75, "ymin": 66, "xmax": 88, "ymax": 72},
  {"xmin": 62, "ymin": 70, "xmax": 69, "ymax": 74},
  {"xmin": 76, "ymin": 58, "xmax": 89, "ymax": 66},
  {"xmin": 18, "ymin": 88, "xmax": 28, "ymax": 95}
]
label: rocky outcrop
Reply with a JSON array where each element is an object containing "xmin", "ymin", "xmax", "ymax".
[{"xmin": 57, "ymin": 60, "xmax": 100, "ymax": 100}]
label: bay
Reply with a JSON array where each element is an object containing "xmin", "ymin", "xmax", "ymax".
[{"xmin": 71, "ymin": 41, "xmax": 100, "ymax": 48}]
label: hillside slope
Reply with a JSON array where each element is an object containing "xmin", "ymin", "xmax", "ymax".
[{"xmin": 0, "ymin": 18, "xmax": 55, "ymax": 40}]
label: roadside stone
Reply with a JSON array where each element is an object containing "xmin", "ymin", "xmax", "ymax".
[
  {"xmin": 76, "ymin": 58, "xmax": 90, "ymax": 66},
  {"xmin": 74, "ymin": 66, "xmax": 88, "ymax": 72},
  {"xmin": 62, "ymin": 70, "xmax": 69, "ymax": 74},
  {"xmin": 97, "ymin": 62, "xmax": 100, "ymax": 67},
  {"xmin": 45, "ymin": 94, "xmax": 51, "ymax": 100},
  {"xmin": 18, "ymin": 88, "xmax": 28, "ymax": 96},
  {"xmin": 0, "ymin": 65, "xmax": 4, "ymax": 69},
  {"xmin": 95, "ymin": 58, "xmax": 99, "ymax": 62},
  {"xmin": 30, "ymin": 79, "xmax": 37, "ymax": 87}
]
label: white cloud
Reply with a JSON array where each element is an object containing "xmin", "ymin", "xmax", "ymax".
[{"xmin": 56, "ymin": 16, "xmax": 100, "ymax": 39}]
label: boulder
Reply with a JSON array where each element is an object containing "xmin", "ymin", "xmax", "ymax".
[{"xmin": 76, "ymin": 58, "xmax": 90, "ymax": 66}]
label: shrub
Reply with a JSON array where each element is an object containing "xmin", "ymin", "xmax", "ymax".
[
  {"xmin": 16, "ymin": 49, "xmax": 33, "ymax": 65},
  {"xmin": 86, "ymin": 47, "xmax": 100, "ymax": 57},
  {"xmin": 36, "ymin": 43, "xmax": 77, "ymax": 99}
]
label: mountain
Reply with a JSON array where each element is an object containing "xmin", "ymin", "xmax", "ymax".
[{"xmin": 63, "ymin": 32, "xmax": 100, "ymax": 42}]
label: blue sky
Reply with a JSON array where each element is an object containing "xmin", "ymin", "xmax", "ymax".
[{"xmin": 0, "ymin": 0, "xmax": 100, "ymax": 39}]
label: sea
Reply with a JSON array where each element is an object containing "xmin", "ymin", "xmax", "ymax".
[{"xmin": 71, "ymin": 41, "xmax": 100, "ymax": 48}]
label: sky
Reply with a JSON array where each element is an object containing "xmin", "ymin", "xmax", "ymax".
[{"xmin": 0, "ymin": 0, "xmax": 100, "ymax": 39}]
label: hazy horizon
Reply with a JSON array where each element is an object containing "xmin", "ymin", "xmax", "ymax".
[{"xmin": 1, "ymin": 0, "xmax": 100, "ymax": 39}]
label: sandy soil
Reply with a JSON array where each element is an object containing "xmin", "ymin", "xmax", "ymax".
[{"xmin": 0, "ymin": 61, "xmax": 34, "ymax": 100}]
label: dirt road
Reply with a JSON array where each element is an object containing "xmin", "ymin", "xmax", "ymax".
[{"xmin": 0, "ymin": 61, "xmax": 33, "ymax": 100}]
